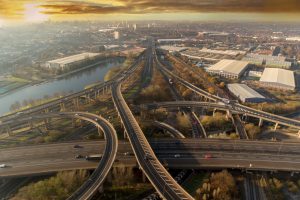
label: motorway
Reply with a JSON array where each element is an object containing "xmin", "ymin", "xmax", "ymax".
[
  {"xmin": 142, "ymin": 101, "xmax": 300, "ymax": 130},
  {"xmin": 3, "ymin": 139, "xmax": 300, "ymax": 178},
  {"xmin": 112, "ymin": 47, "xmax": 194, "ymax": 200},
  {"xmin": 156, "ymin": 56, "xmax": 300, "ymax": 131},
  {"xmin": 0, "ymin": 112, "xmax": 118, "ymax": 200}
]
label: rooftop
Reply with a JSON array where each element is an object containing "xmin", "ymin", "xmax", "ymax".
[
  {"xmin": 227, "ymin": 84, "xmax": 266, "ymax": 100},
  {"xmin": 208, "ymin": 59, "xmax": 249, "ymax": 75},
  {"xmin": 260, "ymin": 68, "xmax": 296, "ymax": 88},
  {"xmin": 48, "ymin": 53, "xmax": 100, "ymax": 65},
  {"xmin": 160, "ymin": 46, "xmax": 188, "ymax": 52}
]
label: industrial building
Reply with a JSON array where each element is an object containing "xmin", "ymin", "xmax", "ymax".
[
  {"xmin": 206, "ymin": 59, "xmax": 249, "ymax": 79},
  {"xmin": 159, "ymin": 46, "xmax": 188, "ymax": 53},
  {"xmin": 242, "ymin": 53, "xmax": 291, "ymax": 69},
  {"xmin": 45, "ymin": 53, "xmax": 100, "ymax": 70},
  {"xmin": 259, "ymin": 68, "xmax": 296, "ymax": 90},
  {"xmin": 181, "ymin": 48, "xmax": 245, "ymax": 61},
  {"xmin": 227, "ymin": 84, "xmax": 268, "ymax": 103}
]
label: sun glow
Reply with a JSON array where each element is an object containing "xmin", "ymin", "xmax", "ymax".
[{"xmin": 24, "ymin": 3, "xmax": 48, "ymax": 23}]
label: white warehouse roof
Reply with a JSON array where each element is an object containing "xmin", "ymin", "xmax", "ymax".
[
  {"xmin": 260, "ymin": 68, "xmax": 296, "ymax": 88},
  {"xmin": 48, "ymin": 53, "xmax": 99, "ymax": 65},
  {"xmin": 208, "ymin": 59, "xmax": 249, "ymax": 76},
  {"xmin": 227, "ymin": 84, "xmax": 266, "ymax": 102}
]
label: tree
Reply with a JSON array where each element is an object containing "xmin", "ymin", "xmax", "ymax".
[
  {"xmin": 207, "ymin": 87, "xmax": 215, "ymax": 94},
  {"xmin": 245, "ymin": 123, "xmax": 261, "ymax": 139}
]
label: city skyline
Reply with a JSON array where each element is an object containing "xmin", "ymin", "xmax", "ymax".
[{"xmin": 1, "ymin": 0, "xmax": 300, "ymax": 26}]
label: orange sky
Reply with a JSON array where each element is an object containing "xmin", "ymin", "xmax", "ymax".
[{"xmin": 0, "ymin": 0, "xmax": 300, "ymax": 25}]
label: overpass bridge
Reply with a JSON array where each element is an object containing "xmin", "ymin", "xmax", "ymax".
[
  {"xmin": 0, "ymin": 112, "xmax": 118, "ymax": 200},
  {"xmin": 2, "ymin": 139, "xmax": 300, "ymax": 178},
  {"xmin": 142, "ymin": 101, "xmax": 300, "ymax": 132}
]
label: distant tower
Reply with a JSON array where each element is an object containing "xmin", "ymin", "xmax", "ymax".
[
  {"xmin": 133, "ymin": 24, "xmax": 137, "ymax": 31},
  {"xmin": 114, "ymin": 31, "xmax": 120, "ymax": 40}
]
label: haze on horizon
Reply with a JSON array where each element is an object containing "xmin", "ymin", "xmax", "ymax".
[{"xmin": 0, "ymin": 0, "xmax": 300, "ymax": 26}]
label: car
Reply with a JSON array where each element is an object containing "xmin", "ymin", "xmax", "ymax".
[
  {"xmin": 73, "ymin": 144, "xmax": 81, "ymax": 148},
  {"xmin": 174, "ymin": 154, "xmax": 181, "ymax": 158},
  {"xmin": 123, "ymin": 152, "xmax": 132, "ymax": 156},
  {"xmin": 204, "ymin": 154, "xmax": 212, "ymax": 159},
  {"xmin": 75, "ymin": 154, "xmax": 83, "ymax": 159},
  {"xmin": 0, "ymin": 164, "xmax": 6, "ymax": 168}
]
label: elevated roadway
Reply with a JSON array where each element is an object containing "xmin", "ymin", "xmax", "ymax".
[
  {"xmin": 112, "ymin": 47, "xmax": 194, "ymax": 200},
  {"xmin": 142, "ymin": 101, "xmax": 300, "ymax": 130},
  {"xmin": 155, "ymin": 56, "xmax": 300, "ymax": 132},
  {"xmin": 2, "ymin": 139, "xmax": 300, "ymax": 178},
  {"xmin": 0, "ymin": 112, "xmax": 118, "ymax": 200}
]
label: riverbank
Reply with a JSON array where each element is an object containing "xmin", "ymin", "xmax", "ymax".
[
  {"xmin": 53, "ymin": 56, "xmax": 124, "ymax": 80},
  {"xmin": 0, "ymin": 59, "xmax": 124, "ymax": 116},
  {"xmin": 0, "ymin": 57, "xmax": 124, "ymax": 99}
]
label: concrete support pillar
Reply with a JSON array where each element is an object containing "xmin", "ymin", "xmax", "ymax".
[
  {"xmin": 258, "ymin": 118, "xmax": 263, "ymax": 127},
  {"xmin": 94, "ymin": 91, "xmax": 97, "ymax": 99},
  {"xmin": 73, "ymin": 98, "xmax": 79, "ymax": 109},
  {"xmin": 226, "ymin": 110, "xmax": 232, "ymax": 120},
  {"xmin": 274, "ymin": 123, "xmax": 279, "ymax": 131},
  {"xmin": 124, "ymin": 130, "xmax": 127, "ymax": 139},
  {"xmin": 213, "ymin": 108, "xmax": 217, "ymax": 117},
  {"xmin": 60, "ymin": 103, "xmax": 65, "ymax": 111},
  {"xmin": 6, "ymin": 126, "xmax": 12, "ymax": 136}
]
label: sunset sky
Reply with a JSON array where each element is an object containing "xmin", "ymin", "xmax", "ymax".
[{"xmin": 0, "ymin": 0, "xmax": 300, "ymax": 25}]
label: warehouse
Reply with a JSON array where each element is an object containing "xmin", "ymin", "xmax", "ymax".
[
  {"xmin": 206, "ymin": 59, "xmax": 249, "ymax": 79},
  {"xmin": 242, "ymin": 53, "xmax": 291, "ymax": 69},
  {"xmin": 45, "ymin": 53, "xmax": 100, "ymax": 70},
  {"xmin": 227, "ymin": 84, "xmax": 268, "ymax": 103},
  {"xmin": 259, "ymin": 68, "xmax": 296, "ymax": 90}
]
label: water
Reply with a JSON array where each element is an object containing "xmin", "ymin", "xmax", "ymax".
[{"xmin": 0, "ymin": 59, "xmax": 123, "ymax": 116}]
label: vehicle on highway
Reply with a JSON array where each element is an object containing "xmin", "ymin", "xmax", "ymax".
[
  {"xmin": 75, "ymin": 154, "xmax": 83, "ymax": 159},
  {"xmin": 174, "ymin": 154, "xmax": 181, "ymax": 158},
  {"xmin": 144, "ymin": 153, "xmax": 152, "ymax": 161},
  {"xmin": 85, "ymin": 154, "xmax": 102, "ymax": 161},
  {"xmin": 123, "ymin": 152, "xmax": 133, "ymax": 156},
  {"xmin": 0, "ymin": 164, "xmax": 7, "ymax": 168},
  {"xmin": 73, "ymin": 144, "xmax": 82, "ymax": 148},
  {"xmin": 204, "ymin": 154, "xmax": 212, "ymax": 159}
]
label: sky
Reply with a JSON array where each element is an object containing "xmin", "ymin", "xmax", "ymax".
[{"xmin": 0, "ymin": 0, "xmax": 300, "ymax": 25}]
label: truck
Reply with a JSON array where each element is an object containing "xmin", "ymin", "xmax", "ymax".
[{"xmin": 85, "ymin": 154, "xmax": 102, "ymax": 161}]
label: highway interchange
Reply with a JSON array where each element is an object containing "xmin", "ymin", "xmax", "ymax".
[{"xmin": 0, "ymin": 45, "xmax": 300, "ymax": 200}]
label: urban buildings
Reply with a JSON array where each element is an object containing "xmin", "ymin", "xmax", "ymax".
[
  {"xmin": 227, "ymin": 83, "xmax": 267, "ymax": 103},
  {"xmin": 242, "ymin": 53, "xmax": 291, "ymax": 69},
  {"xmin": 180, "ymin": 48, "xmax": 245, "ymax": 61},
  {"xmin": 206, "ymin": 59, "xmax": 249, "ymax": 79},
  {"xmin": 45, "ymin": 53, "xmax": 100, "ymax": 70},
  {"xmin": 259, "ymin": 68, "xmax": 296, "ymax": 90}
]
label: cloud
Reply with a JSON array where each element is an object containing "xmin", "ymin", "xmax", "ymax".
[{"xmin": 0, "ymin": 0, "xmax": 300, "ymax": 20}]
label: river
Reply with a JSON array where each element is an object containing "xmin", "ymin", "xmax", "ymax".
[{"xmin": 0, "ymin": 59, "xmax": 123, "ymax": 116}]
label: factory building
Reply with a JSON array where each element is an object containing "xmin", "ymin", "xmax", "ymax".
[
  {"xmin": 259, "ymin": 68, "xmax": 296, "ymax": 90},
  {"xmin": 206, "ymin": 59, "xmax": 249, "ymax": 79},
  {"xmin": 227, "ymin": 84, "xmax": 268, "ymax": 103},
  {"xmin": 45, "ymin": 53, "xmax": 100, "ymax": 70},
  {"xmin": 242, "ymin": 53, "xmax": 291, "ymax": 69}
]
